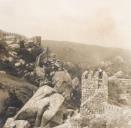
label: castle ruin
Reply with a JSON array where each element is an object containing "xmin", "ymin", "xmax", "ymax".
[{"xmin": 80, "ymin": 69, "xmax": 108, "ymax": 118}]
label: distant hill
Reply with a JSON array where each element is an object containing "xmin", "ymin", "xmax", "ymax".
[{"xmin": 42, "ymin": 40, "xmax": 131, "ymax": 65}]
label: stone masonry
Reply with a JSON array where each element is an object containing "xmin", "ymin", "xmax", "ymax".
[{"xmin": 80, "ymin": 70, "xmax": 108, "ymax": 118}]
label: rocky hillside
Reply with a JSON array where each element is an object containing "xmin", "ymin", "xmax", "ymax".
[
  {"xmin": 0, "ymin": 35, "xmax": 131, "ymax": 128},
  {"xmin": 43, "ymin": 40, "xmax": 131, "ymax": 76}
]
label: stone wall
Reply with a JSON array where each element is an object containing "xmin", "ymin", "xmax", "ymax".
[
  {"xmin": 0, "ymin": 29, "xmax": 26, "ymax": 42},
  {"xmin": 80, "ymin": 70, "xmax": 108, "ymax": 117},
  {"xmin": 104, "ymin": 103, "xmax": 123, "ymax": 115}
]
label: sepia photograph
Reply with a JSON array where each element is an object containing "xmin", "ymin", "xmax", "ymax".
[{"xmin": 0, "ymin": 0, "xmax": 131, "ymax": 128}]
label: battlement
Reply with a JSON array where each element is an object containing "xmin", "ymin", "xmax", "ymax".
[
  {"xmin": 104, "ymin": 103, "xmax": 123, "ymax": 115},
  {"xmin": 80, "ymin": 70, "xmax": 108, "ymax": 117}
]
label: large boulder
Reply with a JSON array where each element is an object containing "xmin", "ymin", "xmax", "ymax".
[
  {"xmin": 14, "ymin": 85, "xmax": 64, "ymax": 127},
  {"xmin": 52, "ymin": 71, "xmax": 72, "ymax": 100},
  {"xmin": 72, "ymin": 77, "xmax": 80, "ymax": 89},
  {"xmin": 3, "ymin": 118, "xmax": 30, "ymax": 128},
  {"xmin": 52, "ymin": 71, "xmax": 72, "ymax": 88}
]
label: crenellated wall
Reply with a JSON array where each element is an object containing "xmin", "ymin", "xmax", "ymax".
[
  {"xmin": 80, "ymin": 70, "xmax": 108, "ymax": 117},
  {"xmin": 0, "ymin": 29, "xmax": 26, "ymax": 42},
  {"xmin": 104, "ymin": 103, "xmax": 123, "ymax": 115}
]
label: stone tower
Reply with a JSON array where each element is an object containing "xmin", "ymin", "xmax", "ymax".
[{"xmin": 80, "ymin": 69, "xmax": 108, "ymax": 118}]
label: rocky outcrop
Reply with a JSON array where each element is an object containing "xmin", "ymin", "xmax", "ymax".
[
  {"xmin": 13, "ymin": 85, "xmax": 64, "ymax": 127},
  {"xmin": 52, "ymin": 71, "xmax": 72, "ymax": 98},
  {"xmin": 0, "ymin": 73, "xmax": 37, "ymax": 104}
]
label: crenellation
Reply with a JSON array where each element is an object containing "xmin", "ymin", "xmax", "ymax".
[{"xmin": 80, "ymin": 69, "xmax": 108, "ymax": 117}]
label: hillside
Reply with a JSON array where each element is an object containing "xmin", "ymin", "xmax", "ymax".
[
  {"xmin": 0, "ymin": 38, "xmax": 131, "ymax": 127},
  {"xmin": 42, "ymin": 40, "xmax": 131, "ymax": 76}
]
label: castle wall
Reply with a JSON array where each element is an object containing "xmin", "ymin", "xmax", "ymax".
[
  {"xmin": 104, "ymin": 103, "xmax": 123, "ymax": 115},
  {"xmin": 80, "ymin": 70, "xmax": 108, "ymax": 117}
]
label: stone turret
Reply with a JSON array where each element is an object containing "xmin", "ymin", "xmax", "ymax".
[{"xmin": 80, "ymin": 69, "xmax": 108, "ymax": 118}]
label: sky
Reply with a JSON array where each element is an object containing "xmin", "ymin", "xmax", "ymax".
[{"xmin": 0, "ymin": 0, "xmax": 131, "ymax": 49}]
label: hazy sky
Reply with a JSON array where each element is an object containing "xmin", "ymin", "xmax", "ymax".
[{"xmin": 0, "ymin": 0, "xmax": 130, "ymax": 49}]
